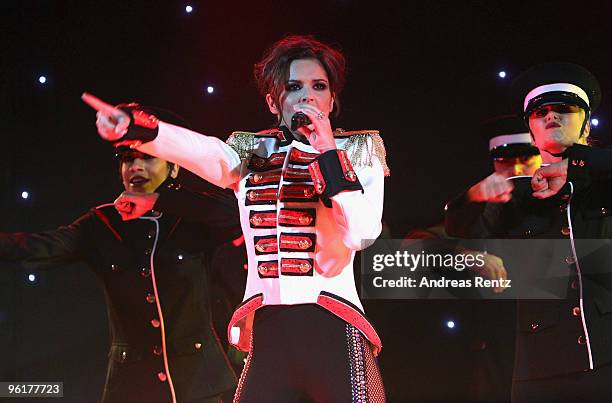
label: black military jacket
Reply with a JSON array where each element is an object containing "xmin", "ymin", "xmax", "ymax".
[
  {"xmin": 446, "ymin": 144, "xmax": 612, "ymax": 381},
  {"xmin": 0, "ymin": 180, "xmax": 241, "ymax": 402}
]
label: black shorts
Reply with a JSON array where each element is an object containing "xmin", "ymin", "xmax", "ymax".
[{"xmin": 233, "ymin": 304, "xmax": 386, "ymax": 402}]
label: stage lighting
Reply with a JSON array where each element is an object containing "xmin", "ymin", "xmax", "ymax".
[
  {"xmin": 591, "ymin": 118, "xmax": 599, "ymax": 127},
  {"xmin": 446, "ymin": 320, "xmax": 456, "ymax": 329},
  {"xmin": 185, "ymin": 5, "xmax": 193, "ymax": 13},
  {"xmin": 28, "ymin": 274, "xmax": 36, "ymax": 282},
  {"xmin": 206, "ymin": 86, "xmax": 214, "ymax": 94},
  {"xmin": 38, "ymin": 76, "xmax": 47, "ymax": 84},
  {"xmin": 498, "ymin": 71, "xmax": 506, "ymax": 79},
  {"xmin": 21, "ymin": 191, "xmax": 29, "ymax": 199}
]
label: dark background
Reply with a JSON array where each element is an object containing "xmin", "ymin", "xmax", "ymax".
[{"xmin": 2, "ymin": 1, "xmax": 612, "ymax": 401}]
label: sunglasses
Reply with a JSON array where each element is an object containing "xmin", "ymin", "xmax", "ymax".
[{"xmin": 529, "ymin": 104, "xmax": 581, "ymax": 119}]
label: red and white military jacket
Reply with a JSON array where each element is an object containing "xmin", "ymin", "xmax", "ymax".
[{"xmin": 139, "ymin": 124, "xmax": 390, "ymax": 355}]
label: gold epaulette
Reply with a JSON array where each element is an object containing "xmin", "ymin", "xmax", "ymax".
[
  {"xmin": 335, "ymin": 129, "xmax": 390, "ymax": 177},
  {"xmin": 226, "ymin": 132, "xmax": 256, "ymax": 160},
  {"xmin": 226, "ymin": 130, "xmax": 282, "ymax": 159}
]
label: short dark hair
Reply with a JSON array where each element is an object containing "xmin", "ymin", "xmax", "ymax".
[{"xmin": 254, "ymin": 35, "xmax": 346, "ymax": 118}]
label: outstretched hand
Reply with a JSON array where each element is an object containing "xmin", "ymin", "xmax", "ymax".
[{"xmin": 81, "ymin": 92, "xmax": 130, "ymax": 141}]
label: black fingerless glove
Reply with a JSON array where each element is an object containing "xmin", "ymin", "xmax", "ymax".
[{"xmin": 113, "ymin": 103, "xmax": 160, "ymax": 146}]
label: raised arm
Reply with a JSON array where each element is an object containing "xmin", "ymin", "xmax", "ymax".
[
  {"xmin": 138, "ymin": 122, "xmax": 242, "ymax": 189},
  {"xmin": 82, "ymin": 93, "xmax": 242, "ymax": 189}
]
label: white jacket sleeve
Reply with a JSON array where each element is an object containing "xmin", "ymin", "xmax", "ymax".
[
  {"xmin": 308, "ymin": 133, "xmax": 388, "ymax": 251},
  {"xmin": 330, "ymin": 151, "xmax": 386, "ymax": 251},
  {"xmin": 137, "ymin": 121, "xmax": 243, "ymax": 190}
]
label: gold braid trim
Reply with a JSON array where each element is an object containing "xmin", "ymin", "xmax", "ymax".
[
  {"xmin": 339, "ymin": 130, "xmax": 390, "ymax": 177},
  {"xmin": 226, "ymin": 131, "xmax": 257, "ymax": 160}
]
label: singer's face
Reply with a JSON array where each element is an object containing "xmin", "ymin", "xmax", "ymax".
[{"xmin": 270, "ymin": 58, "xmax": 334, "ymax": 130}]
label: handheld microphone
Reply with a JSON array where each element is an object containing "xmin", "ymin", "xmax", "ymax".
[{"xmin": 291, "ymin": 112, "xmax": 311, "ymax": 131}]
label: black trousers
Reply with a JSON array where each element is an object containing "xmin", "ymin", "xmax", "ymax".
[
  {"xmin": 512, "ymin": 363, "xmax": 612, "ymax": 403},
  {"xmin": 233, "ymin": 304, "xmax": 386, "ymax": 402}
]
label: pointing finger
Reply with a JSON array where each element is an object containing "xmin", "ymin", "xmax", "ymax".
[{"xmin": 82, "ymin": 92, "xmax": 116, "ymax": 114}]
